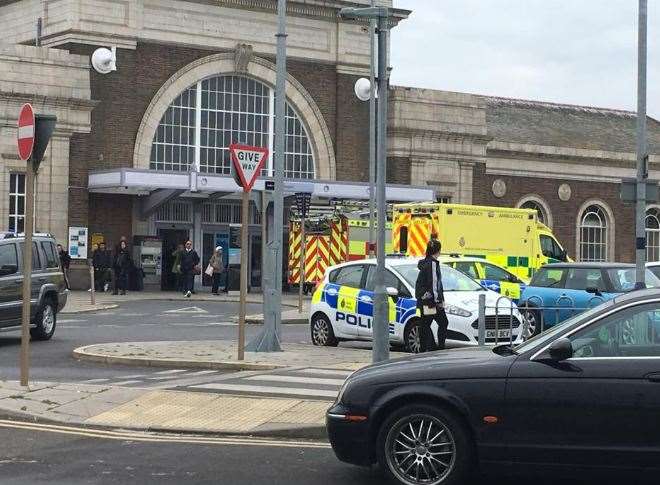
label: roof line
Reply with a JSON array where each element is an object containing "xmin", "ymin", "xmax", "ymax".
[{"xmin": 482, "ymin": 94, "xmax": 637, "ymax": 118}]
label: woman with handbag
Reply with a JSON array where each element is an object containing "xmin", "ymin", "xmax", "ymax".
[
  {"xmin": 180, "ymin": 239, "xmax": 200, "ymax": 298},
  {"xmin": 207, "ymin": 246, "xmax": 224, "ymax": 295},
  {"xmin": 414, "ymin": 238, "xmax": 449, "ymax": 352}
]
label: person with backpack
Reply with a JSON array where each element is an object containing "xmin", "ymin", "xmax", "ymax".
[{"xmin": 414, "ymin": 238, "xmax": 449, "ymax": 352}]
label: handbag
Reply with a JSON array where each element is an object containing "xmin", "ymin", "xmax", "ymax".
[
  {"xmin": 422, "ymin": 304, "xmax": 437, "ymax": 316},
  {"xmin": 204, "ymin": 264, "xmax": 214, "ymax": 277}
]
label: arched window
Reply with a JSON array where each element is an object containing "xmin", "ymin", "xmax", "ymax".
[
  {"xmin": 579, "ymin": 205, "xmax": 608, "ymax": 262},
  {"xmin": 519, "ymin": 200, "xmax": 547, "ymax": 225},
  {"xmin": 646, "ymin": 208, "xmax": 660, "ymax": 262},
  {"xmin": 149, "ymin": 75, "xmax": 315, "ymax": 179}
]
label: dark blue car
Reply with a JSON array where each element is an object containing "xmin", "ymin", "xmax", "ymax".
[{"xmin": 520, "ymin": 262, "xmax": 660, "ymax": 335}]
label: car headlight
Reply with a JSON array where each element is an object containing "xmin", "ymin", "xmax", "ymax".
[{"xmin": 444, "ymin": 304, "xmax": 472, "ymax": 317}]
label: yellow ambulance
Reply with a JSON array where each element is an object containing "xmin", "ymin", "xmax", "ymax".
[{"xmin": 392, "ymin": 203, "xmax": 570, "ymax": 281}]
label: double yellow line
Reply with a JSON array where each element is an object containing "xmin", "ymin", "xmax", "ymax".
[{"xmin": 0, "ymin": 419, "xmax": 330, "ymax": 449}]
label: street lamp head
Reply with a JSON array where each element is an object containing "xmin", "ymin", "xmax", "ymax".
[
  {"xmin": 354, "ymin": 77, "xmax": 377, "ymax": 101},
  {"xmin": 339, "ymin": 6, "xmax": 389, "ymax": 20}
]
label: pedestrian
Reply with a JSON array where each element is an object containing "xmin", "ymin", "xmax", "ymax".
[
  {"xmin": 114, "ymin": 240, "xmax": 132, "ymax": 295},
  {"xmin": 180, "ymin": 239, "xmax": 200, "ymax": 298},
  {"xmin": 414, "ymin": 238, "xmax": 449, "ymax": 352},
  {"xmin": 93, "ymin": 242, "xmax": 113, "ymax": 292},
  {"xmin": 171, "ymin": 243, "xmax": 184, "ymax": 292},
  {"xmin": 112, "ymin": 236, "xmax": 128, "ymax": 295},
  {"xmin": 57, "ymin": 244, "xmax": 71, "ymax": 290},
  {"xmin": 207, "ymin": 246, "xmax": 224, "ymax": 295}
]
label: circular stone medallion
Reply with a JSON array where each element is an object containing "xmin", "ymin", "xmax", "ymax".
[
  {"xmin": 558, "ymin": 183, "xmax": 572, "ymax": 201},
  {"xmin": 492, "ymin": 179, "xmax": 507, "ymax": 198}
]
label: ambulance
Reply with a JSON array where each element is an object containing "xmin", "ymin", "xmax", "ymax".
[
  {"xmin": 309, "ymin": 257, "xmax": 525, "ymax": 352},
  {"xmin": 392, "ymin": 203, "xmax": 569, "ymax": 281}
]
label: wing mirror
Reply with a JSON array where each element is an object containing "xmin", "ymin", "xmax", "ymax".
[
  {"xmin": 386, "ymin": 287, "xmax": 399, "ymax": 299},
  {"xmin": 548, "ymin": 338, "xmax": 573, "ymax": 361}
]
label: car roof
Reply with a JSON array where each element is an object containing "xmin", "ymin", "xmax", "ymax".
[
  {"xmin": 612, "ymin": 288, "xmax": 660, "ymax": 305},
  {"xmin": 437, "ymin": 255, "xmax": 488, "ymax": 263},
  {"xmin": 541, "ymin": 262, "xmax": 634, "ymax": 269}
]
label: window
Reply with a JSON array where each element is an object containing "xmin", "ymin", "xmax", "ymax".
[
  {"xmin": 150, "ymin": 75, "xmax": 315, "ymax": 179},
  {"xmin": 606, "ymin": 268, "xmax": 660, "ymax": 292},
  {"xmin": 482, "ymin": 263, "xmax": 513, "ymax": 282},
  {"xmin": 364, "ymin": 267, "xmax": 410, "ymax": 297},
  {"xmin": 564, "ymin": 268, "xmax": 605, "ymax": 291},
  {"xmin": 41, "ymin": 242, "xmax": 59, "ymax": 269},
  {"xmin": 579, "ymin": 205, "xmax": 608, "ymax": 262},
  {"xmin": 0, "ymin": 243, "xmax": 18, "ymax": 275},
  {"xmin": 398, "ymin": 227, "xmax": 408, "ymax": 253},
  {"xmin": 646, "ymin": 208, "xmax": 660, "ymax": 262},
  {"xmin": 540, "ymin": 235, "xmax": 565, "ymax": 261},
  {"xmin": 8, "ymin": 173, "xmax": 25, "ymax": 233},
  {"xmin": 19, "ymin": 242, "xmax": 42, "ymax": 271},
  {"xmin": 333, "ymin": 265, "xmax": 365, "ymax": 289},
  {"xmin": 530, "ymin": 267, "xmax": 566, "ymax": 288},
  {"xmin": 520, "ymin": 199, "xmax": 547, "ymax": 225},
  {"xmin": 453, "ymin": 262, "xmax": 479, "ymax": 279},
  {"xmin": 393, "ymin": 263, "xmax": 483, "ymax": 292},
  {"xmin": 570, "ymin": 303, "xmax": 660, "ymax": 358}
]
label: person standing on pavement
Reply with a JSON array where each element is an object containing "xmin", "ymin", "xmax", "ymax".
[
  {"xmin": 180, "ymin": 239, "xmax": 200, "ymax": 298},
  {"xmin": 93, "ymin": 242, "xmax": 113, "ymax": 292},
  {"xmin": 112, "ymin": 236, "xmax": 128, "ymax": 295},
  {"xmin": 115, "ymin": 240, "xmax": 133, "ymax": 295},
  {"xmin": 208, "ymin": 246, "xmax": 224, "ymax": 295},
  {"xmin": 414, "ymin": 238, "xmax": 449, "ymax": 352},
  {"xmin": 57, "ymin": 244, "xmax": 71, "ymax": 290}
]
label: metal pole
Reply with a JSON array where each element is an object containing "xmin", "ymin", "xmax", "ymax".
[
  {"xmin": 635, "ymin": 0, "xmax": 648, "ymax": 289},
  {"xmin": 20, "ymin": 160, "xmax": 35, "ymax": 386},
  {"xmin": 247, "ymin": 0, "xmax": 285, "ymax": 352},
  {"xmin": 238, "ymin": 190, "xmax": 249, "ymax": 360},
  {"xmin": 368, "ymin": 1, "xmax": 376, "ymax": 256},
  {"xmin": 90, "ymin": 264, "xmax": 96, "ymax": 305},
  {"xmin": 477, "ymin": 293, "xmax": 486, "ymax": 346},
  {"xmin": 298, "ymin": 217, "xmax": 305, "ymax": 313},
  {"xmin": 372, "ymin": 14, "xmax": 390, "ymax": 363}
]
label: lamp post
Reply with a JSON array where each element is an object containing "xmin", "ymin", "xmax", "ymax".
[
  {"xmin": 340, "ymin": 6, "xmax": 391, "ymax": 363},
  {"xmin": 635, "ymin": 0, "xmax": 648, "ymax": 289}
]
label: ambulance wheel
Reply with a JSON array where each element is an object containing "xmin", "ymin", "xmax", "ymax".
[
  {"xmin": 404, "ymin": 320, "xmax": 423, "ymax": 354},
  {"xmin": 311, "ymin": 313, "xmax": 338, "ymax": 347}
]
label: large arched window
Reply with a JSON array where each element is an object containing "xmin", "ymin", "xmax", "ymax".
[
  {"xmin": 578, "ymin": 205, "xmax": 608, "ymax": 262},
  {"xmin": 150, "ymin": 75, "xmax": 315, "ymax": 178},
  {"xmin": 646, "ymin": 208, "xmax": 660, "ymax": 262},
  {"xmin": 517, "ymin": 195, "xmax": 552, "ymax": 227}
]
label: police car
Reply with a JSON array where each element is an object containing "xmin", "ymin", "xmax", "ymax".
[
  {"xmin": 309, "ymin": 257, "xmax": 525, "ymax": 353},
  {"xmin": 441, "ymin": 255, "xmax": 527, "ymax": 301}
]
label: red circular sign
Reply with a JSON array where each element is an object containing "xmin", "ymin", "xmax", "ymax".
[{"xmin": 17, "ymin": 103, "xmax": 35, "ymax": 161}]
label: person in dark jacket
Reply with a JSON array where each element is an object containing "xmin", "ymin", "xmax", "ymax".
[
  {"xmin": 57, "ymin": 244, "xmax": 71, "ymax": 290},
  {"xmin": 414, "ymin": 238, "xmax": 449, "ymax": 352},
  {"xmin": 114, "ymin": 240, "xmax": 133, "ymax": 295},
  {"xmin": 93, "ymin": 242, "xmax": 113, "ymax": 292},
  {"xmin": 112, "ymin": 236, "xmax": 128, "ymax": 295},
  {"xmin": 180, "ymin": 239, "xmax": 200, "ymax": 298}
]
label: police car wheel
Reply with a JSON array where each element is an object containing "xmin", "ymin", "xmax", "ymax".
[
  {"xmin": 311, "ymin": 314, "xmax": 338, "ymax": 347},
  {"xmin": 404, "ymin": 320, "xmax": 423, "ymax": 354}
]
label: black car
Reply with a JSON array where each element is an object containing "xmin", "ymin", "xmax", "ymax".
[{"xmin": 327, "ymin": 289, "xmax": 660, "ymax": 485}]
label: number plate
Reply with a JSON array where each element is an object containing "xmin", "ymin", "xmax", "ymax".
[{"xmin": 486, "ymin": 329, "xmax": 510, "ymax": 338}]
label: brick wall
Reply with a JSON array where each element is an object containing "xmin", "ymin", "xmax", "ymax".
[
  {"xmin": 472, "ymin": 163, "xmax": 636, "ymax": 262},
  {"xmin": 387, "ymin": 156, "xmax": 412, "ymax": 185}
]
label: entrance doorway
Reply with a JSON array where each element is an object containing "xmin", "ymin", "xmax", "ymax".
[{"xmin": 159, "ymin": 228, "xmax": 189, "ymax": 290}]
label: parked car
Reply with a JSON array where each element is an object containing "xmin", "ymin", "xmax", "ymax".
[
  {"xmin": 647, "ymin": 261, "xmax": 660, "ymax": 280},
  {"xmin": 309, "ymin": 257, "xmax": 524, "ymax": 352},
  {"xmin": 520, "ymin": 262, "xmax": 660, "ymax": 335},
  {"xmin": 441, "ymin": 255, "xmax": 527, "ymax": 301},
  {"xmin": 0, "ymin": 233, "xmax": 68, "ymax": 340},
  {"xmin": 327, "ymin": 289, "xmax": 660, "ymax": 485}
]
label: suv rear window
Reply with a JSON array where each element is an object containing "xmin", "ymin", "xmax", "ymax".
[
  {"xmin": 0, "ymin": 243, "xmax": 19, "ymax": 275},
  {"xmin": 41, "ymin": 242, "xmax": 59, "ymax": 269}
]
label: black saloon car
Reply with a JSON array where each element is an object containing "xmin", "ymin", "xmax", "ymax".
[{"xmin": 327, "ymin": 289, "xmax": 660, "ymax": 485}]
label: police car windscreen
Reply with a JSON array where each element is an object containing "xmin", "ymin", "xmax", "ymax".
[{"xmin": 393, "ymin": 264, "xmax": 484, "ymax": 292}]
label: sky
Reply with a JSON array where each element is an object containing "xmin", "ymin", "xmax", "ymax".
[{"xmin": 391, "ymin": 0, "xmax": 659, "ymax": 118}]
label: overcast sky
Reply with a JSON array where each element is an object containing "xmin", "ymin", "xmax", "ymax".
[{"xmin": 391, "ymin": 0, "xmax": 659, "ymax": 118}]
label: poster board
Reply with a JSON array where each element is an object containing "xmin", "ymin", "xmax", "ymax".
[{"xmin": 68, "ymin": 226, "xmax": 88, "ymax": 259}]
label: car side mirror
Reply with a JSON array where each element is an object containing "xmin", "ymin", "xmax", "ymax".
[
  {"xmin": 386, "ymin": 287, "xmax": 399, "ymax": 299},
  {"xmin": 548, "ymin": 338, "xmax": 573, "ymax": 361}
]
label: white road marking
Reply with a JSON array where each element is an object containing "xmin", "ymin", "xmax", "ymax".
[
  {"xmin": 80, "ymin": 378, "xmax": 110, "ymax": 383},
  {"xmin": 186, "ymin": 370, "xmax": 219, "ymax": 376},
  {"xmin": 100, "ymin": 324, "xmax": 122, "ymax": 328},
  {"xmin": 58, "ymin": 319, "xmax": 85, "ymax": 324},
  {"xmin": 297, "ymin": 368, "xmax": 355, "ymax": 377},
  {"xmin": 164, "ymin": 306, "xmax": 209, "ymax": 314},
  {"xmin": 111, "ymin": 380, "xmax": 143, "ymax": 386},
  {"xmin": 245, "ymin": 375, "xmax": 346, "ymax": 386},
  {"xmin": 189, "ymin": 383, "xmax": 338, "ymax": 398},
  {"xmin": 153, "ymin": 369, "xmax": 188, "ymax": 375}
]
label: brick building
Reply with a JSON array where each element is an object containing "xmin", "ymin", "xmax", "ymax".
[{"xmin": 1, "ymin": 0, "xmax": 659, "ymax": 290}]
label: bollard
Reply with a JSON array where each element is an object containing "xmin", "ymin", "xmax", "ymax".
[
  {"xmin": 478, "ymin": 293, "xmax": 486, "ymax": 346},
  {"xmin": 89, "ymin": 264, "xmax": 96, "ymax": 306}
]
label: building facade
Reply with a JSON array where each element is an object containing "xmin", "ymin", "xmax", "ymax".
[{"xmin": 1, "ymin": 0, "xmax": 659, "ymax": 291}]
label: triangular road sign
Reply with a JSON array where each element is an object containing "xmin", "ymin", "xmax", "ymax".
[
  {"xmin": 229, "ymin": 143, "xmax": 268, "ymax": 192},
  {"xmin": 164, "ymin": 306, "xmax": 209, "ymax": 314}
]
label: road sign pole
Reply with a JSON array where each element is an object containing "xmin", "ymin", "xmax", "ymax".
[
  {"xmin": 368, "ymin": 0, "xmax": 376, "ymax": 256},
  {"xmin": 238, "ymin": 189, "xmax": 250, "ymax": 360},
  {"xmin": 298, "ymin": 215, "xmax": 305, "ymax": 313},
  {"xmin": 635, "ymin": 0, "xmax": 648, "ymax": 289},
  {"xmin": 20, "ymin": 160, "xmax": 35, "ymax": 387}
]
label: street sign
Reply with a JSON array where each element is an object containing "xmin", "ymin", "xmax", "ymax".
[
  {"xmin": 265, "ymin": 180, "xmax": 275, "ymax": 191},
  {"xmin": 229, "ymin": 143, "xmax": 269, "ymax": 192},
  {"xmin": 17, "ymin": 104, "xmax": 35, "ymax": 161},
  {"xmin": 294, "ymin": 192, "xmax": 312, "ymax": 218}
]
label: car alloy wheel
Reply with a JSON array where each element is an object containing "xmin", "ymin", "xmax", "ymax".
[
  {"xmin": 405, "ymin": 322, "xmax": 422, "ymax": 353},
  {"xmin": 522, "ymin": 309, "xmax": 539, "ymax": 338},
  {"xmin": 311, "ymin": 314, "xmax": 338, "ymax": 347},
  {"xmin": 385, "ymin": 413, "xmax": 456, "ymax": 485},
  {"xmin": 41, "ymin": 304, "xmax": 55, "ymax": 335}
]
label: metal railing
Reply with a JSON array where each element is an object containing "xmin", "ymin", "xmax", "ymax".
[{"xmin": 476, "ymin": 293, "xmax": 608, "ymax": 345}]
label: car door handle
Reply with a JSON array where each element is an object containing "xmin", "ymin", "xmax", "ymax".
[{"xmin": 645, "ymin": 373, "xmax": 660, "ymax": 383}]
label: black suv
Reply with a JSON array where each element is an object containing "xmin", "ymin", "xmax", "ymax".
[{"xmin": 0, "ymin": 233, "xmax": 68, "ymax": 340}]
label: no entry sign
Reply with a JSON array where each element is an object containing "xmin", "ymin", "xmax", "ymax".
[
  {"xmin": 17, "ymin": 104, "xmax": 35, "ymax": 161},
  {"xmin": 229, "ymin": 143, "xmax": 268, "ymax": 192}
]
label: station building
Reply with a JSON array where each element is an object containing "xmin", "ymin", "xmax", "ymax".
[{"xmin": 0, "ymin": 0, "xmax": 659, "ymax": 290}]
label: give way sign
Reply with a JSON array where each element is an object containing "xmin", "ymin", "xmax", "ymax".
[
  {"xmin": 229, "ymin": 143, "xmax": 269, "ymax": 192},
  {"xmin": 17, "ymin": 103, "xmax": 35, "ymax": 161}
]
